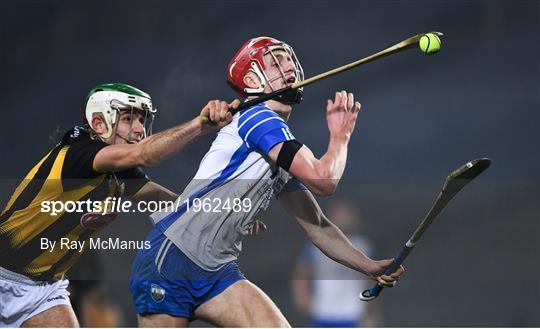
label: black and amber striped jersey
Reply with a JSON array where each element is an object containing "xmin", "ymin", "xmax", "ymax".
[{"xmin": 0, "ymin": 126, "xmax": 149, "ymax": 280}]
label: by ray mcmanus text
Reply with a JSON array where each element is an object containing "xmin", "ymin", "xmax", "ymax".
[{"xmin": 40, "ymin": 237, "xmax": 151, "ymax": 253}]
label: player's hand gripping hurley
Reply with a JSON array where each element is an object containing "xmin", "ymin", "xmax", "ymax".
[{"xmin": 359, "ymin": 158, "xmax": 491, "ymax": 301}]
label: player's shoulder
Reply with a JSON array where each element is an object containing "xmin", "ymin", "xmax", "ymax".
[
  {"xmin": 236, "ymin": 102, "xmax": 287, "ymax": 139},
  {"xmin": 61, "ymin": 125, "xmax": 88, "ymax": 144},
  {"xmin": 237, "ymin": 103, "xmax": 282, "ymax": 127},
  {"xmin": 61, "ymin": 125, "xmax": 105, "ymax": 148}
]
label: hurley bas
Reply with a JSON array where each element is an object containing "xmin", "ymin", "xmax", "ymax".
[{"xmin": 41, "ymin": 237, "xmax": 151, "ymax": 253}]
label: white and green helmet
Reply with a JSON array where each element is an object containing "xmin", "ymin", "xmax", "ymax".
[{"xmin": 85, "ymin": 83, "xmax": 156, "ymax": 140}]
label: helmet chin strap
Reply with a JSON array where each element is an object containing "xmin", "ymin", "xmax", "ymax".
[
  {"xmin": 264, "ymin": 74, "xmax": 303, "ymax": 105},
  {"xmin": 114, "ymin": 132, "xmax": 136, "ymax": 144},
  {"xmin": 110, "ymin": 122, "xmax": 138, "ymax": 144},
  {"xmin": 276, "ymin": 88, "xmax": 304, "ymax": 105}
]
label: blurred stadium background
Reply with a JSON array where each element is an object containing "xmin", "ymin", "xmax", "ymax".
[{"xmin": 0, "ymin": 0, "xmax": 538, "ymax": 326}]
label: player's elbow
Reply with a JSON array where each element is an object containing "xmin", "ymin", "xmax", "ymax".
[
  {"xmin": 307, "ymin": 179, "xmax": 338, "ymax": 196},
  {"xmin": 292, "ymin": 160, "xmax": 339, "ymax": 195},
  {"xmin": 322, "ymin": 180, "xmax": 338, "ymax": 196},
  {"xmin": 313, "ymin": 185, "xmax": 337, "ymax": 197},
  {"xmin": 312, "ymin": 165, "xmax": 339, "ymax": 196}
]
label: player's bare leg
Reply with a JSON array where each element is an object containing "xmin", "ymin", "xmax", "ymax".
[
  {"xmin": 21, "ymin": 305, "xmax": 79, "ymax": 328},
  {"xmin": 194, "ymin": 280, "xmax": 290, "ymax": 327},
  {"xmin": 138, "ymin": 314, "xmax": 189, "ymax": 327}
]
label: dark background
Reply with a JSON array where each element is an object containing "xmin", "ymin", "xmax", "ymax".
[{"xmin": 0, "ymin": 0, "xmax": 538, "ymax": 327}]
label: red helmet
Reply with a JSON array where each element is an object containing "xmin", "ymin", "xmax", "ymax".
[{"xmin": 227, "ymin": 37, "xmax": 304, "ymax": 103}]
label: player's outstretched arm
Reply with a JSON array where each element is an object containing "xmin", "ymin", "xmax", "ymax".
[
  {"xmin": 94, "ymin": 99, "xmax": 240, "ymax": 172},
  {"xmin": 278, "ymin": 188, "xmax": 404, "ymax": 286},
  {"xmin": 268, "ymin": 91, "xmax": 360, "ymax": 196}
]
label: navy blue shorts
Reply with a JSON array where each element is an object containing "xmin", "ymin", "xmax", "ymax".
[{"xmin": 130, "ymin": 228, "xmax": 245, "ymax": 319}]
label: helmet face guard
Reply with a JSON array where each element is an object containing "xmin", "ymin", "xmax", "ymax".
[
  {"xmin": 109, "ymin": 99, "xmax": 156, "ymax": 143},
  {"xmin": 227, "ymin": 37, "xmax": 305, "ymax": 104},
  {"xmin": 85, "ymin": 83, "xmax": 156, "ymax": 142}
]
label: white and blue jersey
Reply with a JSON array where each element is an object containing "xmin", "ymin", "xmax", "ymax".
[
  {"xmin": 130, "ymin": 103, "xmax": 307, "ymax": 318},
  {"xmin": 151, "ymin": 103, "xmax": 301, "ymax": 271}
]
